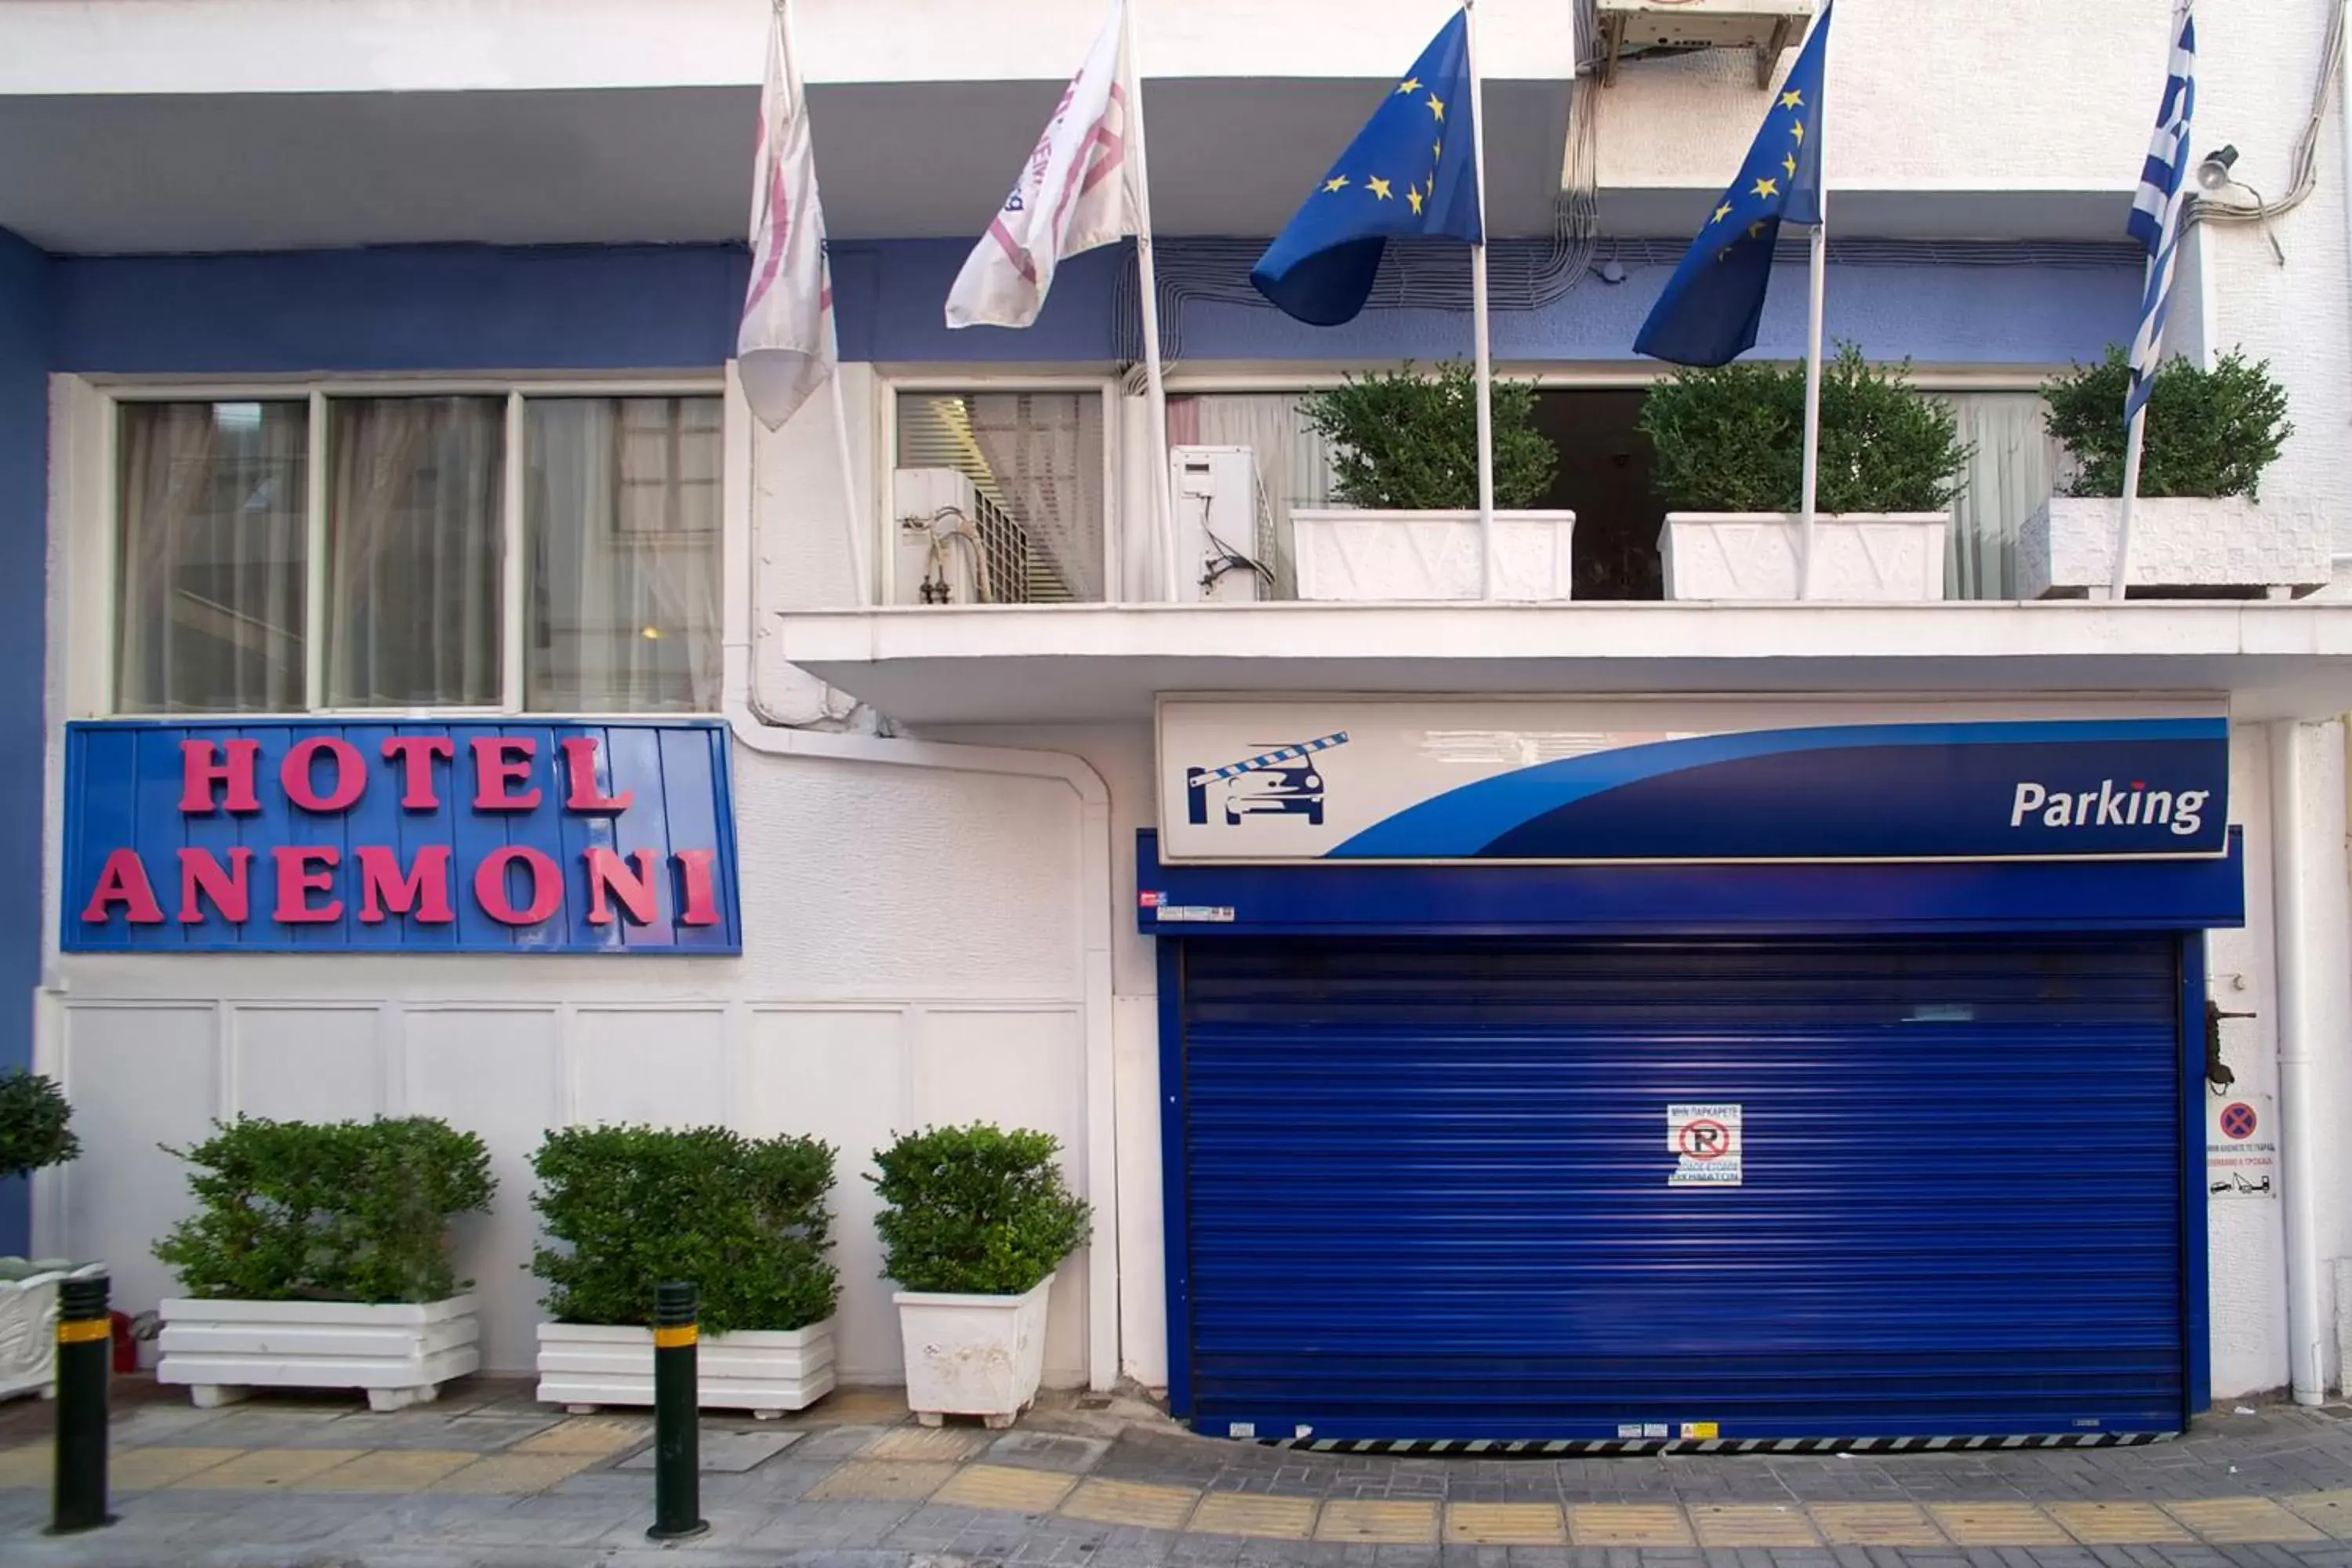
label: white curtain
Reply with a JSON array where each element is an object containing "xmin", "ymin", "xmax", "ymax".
[
  {"xmin": 965, "ymin": 393, "xmax": 1105, "ymax": 601},
  {"xmin": 117, "ymin": 401, "xmax": 308, "ymax": 713},
  {"xmin": 328, "ymin": 397, "xmax": 504, "ymax": 707},
  {"xmin": 526, "ymin": 397, "xmax": 723, "ymax": 713},
  {"xmin": 1943, "ymin": 392, "xmax": 2059, "ymax": 602}
]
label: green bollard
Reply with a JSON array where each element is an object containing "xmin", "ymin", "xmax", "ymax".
[
  {"xmin": 645, "ymin": 1280, "xmax": 707, "ymax": 1542},
  {"xmin": 49, "ymin": 1272, "xmax": 114, "ymax": 1535}
]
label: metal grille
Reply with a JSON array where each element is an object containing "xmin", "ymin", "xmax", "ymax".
[{"xmin": 1176, "ymin": 935, "xmax": 2185, "ymax": 1444}]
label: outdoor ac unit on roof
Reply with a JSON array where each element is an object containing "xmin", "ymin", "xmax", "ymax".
[{"xmin": 1595, "ymin": 0, "xmax": 1813, "ymax": 88}]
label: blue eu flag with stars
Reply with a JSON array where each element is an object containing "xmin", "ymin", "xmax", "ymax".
[
  {"xmin": 1252, "ymin": 10, "xmax": 1483, "ymax": 326},
  {"xmin": 1634, "ymin": 4, "xmax": 1831, "ymax": 366}
]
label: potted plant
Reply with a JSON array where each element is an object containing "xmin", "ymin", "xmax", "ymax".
[
  {"xmin": 2024, "ymin": 346, "xmax": 2306, "ymax": 597},
  {"xmin": 1293, "ymin": 361, "xmax": 1572, "ymax": 600},
  {"xmin": 0, "ymin": 1070, "xmax": 94, "ymax": 1403},
  {"xmin": 1640, "ymin": 345, "xmax": 1972, "ymax": 601},
  {"xmin": 153, "ymin": 1115, "xmax": 494, "ymax": 1410},
  {"xmin": 872, "ymin": 1123, "xmax": 1090, "ymax": 1428},
  {"xmin": 532, "ymin": 1126, "xmax": 839, "ymax": 1417}
]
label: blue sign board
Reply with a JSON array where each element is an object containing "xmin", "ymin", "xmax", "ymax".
[{"xmin": 64, "ymin": 720, "xmax": 742, "ymax": 955}]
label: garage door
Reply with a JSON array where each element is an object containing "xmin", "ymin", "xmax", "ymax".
[{"xmin": 1174, "ymin": 936, "xmax": 2187, "ymax": 1444}]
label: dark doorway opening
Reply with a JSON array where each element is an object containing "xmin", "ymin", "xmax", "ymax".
[{"xmin": 1528, "ymin": 389, "xmax": 1663, "ymax": 601}]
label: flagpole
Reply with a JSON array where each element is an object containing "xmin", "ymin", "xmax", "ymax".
[
  {"xmin": 1796, "ymin": 212, "xmax": 1826, "ymax": 600},
  {"xmin": 1121, "ymin": 3, "xmax": 1175, "ymax": 604},
  {"xmin": 776, "ymin": 0, "xmax": 869, "ymax": 605},
  {"xmin": 2112, "ymin": 409, "xmax": 2147, "ymax": 599},
  {"xmin": 1463, "ymin": 0, "xmax": 1497, "ymax": 600}
]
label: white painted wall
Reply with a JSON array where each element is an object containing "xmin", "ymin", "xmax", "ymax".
[
  {"xmin": 37, "ymin": 747, "xmax": 1096, "ymax": 1385},
  {"xmin": 1597, "ymin": 0, "xmax": 2169, "ymax": 204},
  {"xmin": 0, "ymin": 0, "xmax": 1578, "ymax": 94},
  {"xmin": 36, "ymin": 375, "xmax": 1107, "ymax": 1388}
]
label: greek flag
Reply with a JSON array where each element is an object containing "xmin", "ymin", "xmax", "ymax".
[{"xmin": 2126, "ymin": 3, "xmax": 2195, "ymax": 422}]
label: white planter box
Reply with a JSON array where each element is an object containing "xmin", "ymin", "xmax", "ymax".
[
  {"xmin": 0, "ymin": 1260, "xmax": 103, "ymax": 1403},
  {"xmin": 2337, "ymin": 1258, "xmax": 2352, "ymax": 1400},
  {"xmin": 1292, "ymin": 509, "xmax": 1577, "ymax": 601},
  {"xmin": 157, "ymin": 1294, "xmax": 480, "ymax": 1412},
  {"xmin": 534, "ymin": 1318, "xmax": 837, "ymax": 1417},
  {"xmin": 1661, "ymin": 512, "xmax": 1950, "ymax": 601},
  {"xmin": 2017, "ymin": 495, "xmax": 2330, "ymax": 598},
  {"xmin": 894, "ymin": 1273, "xmax": 1053, "ymax": 1429}
]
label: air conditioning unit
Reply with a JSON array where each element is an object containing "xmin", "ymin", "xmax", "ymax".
[
  {"xmin": 1595, "ymin": 0, "xmax": 1813, "ymax": 87},
  {"xmin": 891, "ymin": 466, "xmax": 983, "ymax": 606},
  {"xmin": 1171, "ymin": 446, "xmax": 1268, "ymax": 603}
]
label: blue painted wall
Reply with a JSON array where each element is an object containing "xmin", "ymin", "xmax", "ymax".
[
  {"xmin": 0, "ymin": 228, "xmax": 50, "ymax": 1258},
  {"xmin": 51, "ymin": 238, "xmax": 2141, "ymax": 375}
]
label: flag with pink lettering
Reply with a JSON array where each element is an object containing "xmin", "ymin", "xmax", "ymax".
[
  {"xmin": 946, "ymin": 1, "xmax": 1138, "ymax": 328},
  {"xmin": 738, "ymin": 1, "xmax": 837, "ymax": 429}
]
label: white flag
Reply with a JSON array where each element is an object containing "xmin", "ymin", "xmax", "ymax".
[
  {"xmin": 946, "ymin": 2, "xmax": 1139, "ymax": 328},
  {"xmin": 737, "ymin": 2, "xmax": 836, "ymax": 430}
]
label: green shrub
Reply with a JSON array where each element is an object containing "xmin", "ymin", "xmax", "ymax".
[
  {"xmin": 1637, "ymin": 344, "xmax": 1973, "ymax": 514},
  {"xmin": 0, "ymin": 1070, "xmax": 78, "ymax": 1182},
  {"xmin": 531, "ymin": 1126, "xmax": 838, "ymax": 1334},
  {"xmin": 869, "ymin": 1123, "xmax": 1091, "ymax": 1295},
  {"xmin": 1301, "ymin": 361, "xmax": 1559, "ymax": 510},
  {"xmin": 154, "ymin": 1116, "xmax": 493, "ymax": 1303},
  {"xmin": 2042, "ymin": 346, "xmax": 2292, "ymax": 500}
]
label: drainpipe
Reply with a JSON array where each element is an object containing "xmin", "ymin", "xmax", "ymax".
[
  {"xmin": 721, "ymin": 368, "xmax": 1124, "ymax": 1393},
  {"xmin": 2267, "ymin": 720, "xmax": 2327, "ymax": 1404}
]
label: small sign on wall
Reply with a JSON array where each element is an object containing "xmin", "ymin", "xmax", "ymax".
[
  {"xmin": 1668, "ymin": 1103, "xmax": 1744, "ymax": 1187},
  {"xmin": 2206, "ymin": 1092, "xmax": 2278, "ymax": 1200}
]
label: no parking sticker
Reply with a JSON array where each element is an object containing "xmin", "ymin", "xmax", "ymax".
[{"xmin": 1668, "ymin": 1103, "xmax": 1743, "ymax": 1188}]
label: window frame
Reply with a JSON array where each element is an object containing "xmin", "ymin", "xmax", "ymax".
[
  {"xmin": 878, "ymin": 373, "xmax": 1119, "ymax": 606},
  {"xmin": 97, "ymin": 374, "xmax": 726, "ymax": 721}
]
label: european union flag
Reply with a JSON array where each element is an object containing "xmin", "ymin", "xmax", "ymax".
[
  {"xmin": 1634, "ymin": 4, "xmax": 1832, "ymax": 366},
  {"xmin": 1252, "ymin": 11, "xmax": 1483, "ymax": 326}
]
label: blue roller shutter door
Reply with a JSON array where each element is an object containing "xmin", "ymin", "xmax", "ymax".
[{"xmin": 1178, "ymin": 936, "xmax": 2185, "ymax": 1443}]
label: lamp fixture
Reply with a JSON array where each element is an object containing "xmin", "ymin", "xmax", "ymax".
[{"xmin": 2196, "ymin": 144, "xmax": 2241, "ymax": 193}]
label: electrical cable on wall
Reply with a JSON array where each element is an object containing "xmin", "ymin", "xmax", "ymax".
[{"xmin": 2185, "ymin": 0, "xmax": 2344, "ymax": 249}]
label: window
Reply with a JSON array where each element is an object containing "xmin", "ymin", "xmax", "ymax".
[
  {"xmin": 116, "ymin": 400, "xmax": 310, "ymax": 714},
  {"xmin": 895, "ymin": 390, "xmax": 1106, "ymax": 602},
  {"xmin": 527, "ymin": 397, "xmax": 722, "ymax": 713},
  {"xmin": 111, "ymin": 388, "xmax": 723, "ymax": 715}
]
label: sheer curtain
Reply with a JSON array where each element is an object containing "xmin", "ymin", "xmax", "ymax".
[
  {"xmin": 117, "ymin": 401, "xmax": 308, "ymax": 713},
  {"xmin": 327, "ymin": 397, "xmax": 504, "ymax": 707},
  {"xmin": 1943, "ymin": 392, "xmax": 2059, "ymax": 601},
  {"xmin": 965, "ymin": 393, "xmax": 1106, "ymax": 601},
  {"xmin": 526, "ymin": 397, "xmax": 722, "ymax": 712}
]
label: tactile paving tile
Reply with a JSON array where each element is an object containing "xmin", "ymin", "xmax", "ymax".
[
  {"xmin": 2049, "ymin": 1501, "xmax": 2194, "ymax": 1544},
  {"xmin": 426, "ymin": 1452, "xmax": 601, "ymax": 1495},
  {"xmin": 292, "ymin": 1449, "xmax": 477, "ymax": 1492},
  {"xmin": 802, "ymin": 1460, "xmax": 959, "ymax": 1502},
  {"xmin": 173, "ymin": 1447, "xmax": 370, "ymax": 1490},
  {"xmin": 1316, "ymin": 1498, "xmax": 1441, "ymax": 1544},
  {"xmin": 2165, "ymin": 1496, "xmax": 2328, "ymax": 1543},
  {"xmin": 858, "ymin": 1425, "xmax": 990, "ymax": 1463},
  {"xmin": 2286, "ymin": 1490, "xmax": 2352, "ymax": 1538},
  {"xmin": 1570, "ymin": 1504, "xmax": 1697, "ymax": 1546},
  {"xmin": 1929, "ymin": 1502, "xmax": 2071, "ymax": 1545},
  {"xmin": 1187, "ymin": 1491, "xmax": 1318, "ymax": 1539},
  {"xmin": 512, "ymin": 1417, "xmax": 650, "ymax": 1456},
  {"xmin": 1810, "ymin": 1502, "xmax": 1947, "ymax": 1546},
  {"xmin": 113, "ymin": 1446, "xmax": 246, "ymax": 1490},
  {"xmin": 1445, "ymin": 1502, "xmax": 1569, "ymax": 1544},
  {"xmin": 930, "ymin": 1462, "xmax": 1077, "ymax": 1514},
  {"xmin": 1058, "ymin": 1478, "xmax": 1200, "ymax": 1531},
  {"xmin": 1691, "ymin": 1504, "xmax": 1823, "ymax": 1546}
]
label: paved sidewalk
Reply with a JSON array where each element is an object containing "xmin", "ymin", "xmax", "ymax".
[{"xmin": 2, "ymin": 1378, "xmax": 2350, "ymax": 1567}]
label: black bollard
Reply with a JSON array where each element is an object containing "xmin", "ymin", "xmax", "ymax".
[
  {"xmin": 49, "ymin": 1273, "xmax": 114, "ymax": 1535},
  {"xmin": 645, "ymin": 1280, "xmax": 707, "ymax": 1541}
]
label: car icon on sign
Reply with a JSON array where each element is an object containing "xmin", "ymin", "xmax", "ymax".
[{"xmin": 1224, "ymin": 757, "xmax": 1325, "ymax": 826}]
